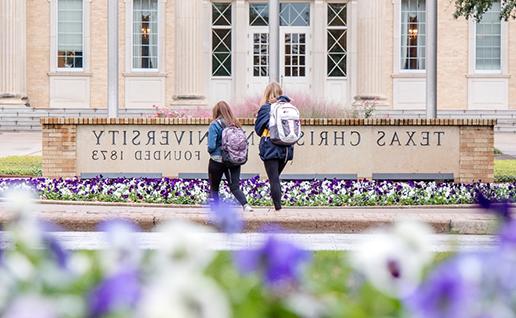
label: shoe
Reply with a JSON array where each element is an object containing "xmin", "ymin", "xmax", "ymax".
[
  {"xmin": 243, "ymin": 204, "xmax": 254, "ymax": 212},
  {"xmin": 275, "ymin": 208, "xmax": 282, "ymax": 212}
]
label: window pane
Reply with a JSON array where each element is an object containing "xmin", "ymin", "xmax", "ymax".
[
  {"xmin": 213, "ymin": 3, "xmax": 231, "ymax": 26},
  {"xmin": 475, "ymin": 1, "xmax": 501, "ymax": 71},
  {"xmin": 212, "ymin": 3, "xmax": 232, "ymax": 77},
  {"xmin": 252, "ymin": 32, "xmax": 269, "ymax": 77},
  {"xmin": 327, "ymin": 3, "xmax": 347, "ymax": 77},
  {"xmin": 249, "ymin": 3, "xmax": 269, "ymax": 26},
  {"xmin": 328, "ymin": 3, "xmax": 346, "ymax": 27},
  {"xmin": 133, "ymin": 0, "xmax": 158, "ymax": 69},
  {"xmin": 400, "ymin": 0, "xmax": 426, "ymax": 70},
  {"xmin": 280, "ymin": 3, "xmax": 310, "ymax": 26},
  {"xmin": 58, "ymin": 0, "xmax": 83, "ymax": 68}
]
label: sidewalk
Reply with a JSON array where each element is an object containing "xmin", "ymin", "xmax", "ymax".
[{"xmin": 0, "ymin": 201, "xmax": 498, "ymax": 234}]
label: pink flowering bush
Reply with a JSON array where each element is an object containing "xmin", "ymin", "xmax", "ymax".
[{"xmin": 149, "ymin": 93, "xmax": 376, "ymax": 119}]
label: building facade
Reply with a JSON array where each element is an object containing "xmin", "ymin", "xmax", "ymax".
[{"xmin": 1, "ymin": 0, "xmax": 515, "ymax": 111}]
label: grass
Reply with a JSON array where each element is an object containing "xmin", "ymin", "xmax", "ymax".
[
  {"xmin": 0, "ymin": 155, "xmax": 514, "ymax": 183},
  {"xmin": 494, "ymin": 159, "xmax": 516, "ymax": 183},
  {"xmin": 0, "ymin": 155, "xmax": 42, "ymax": 177}
]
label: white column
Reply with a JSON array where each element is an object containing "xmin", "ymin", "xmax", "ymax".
[
  {"xmin": 0, "ymin": 0, "xmax": 27, "ymax": 105},
  {"xmin": 268, "ymin": 0, "xmax": 280, "ymax": 83},
  {"xmin": 233, "ymin": 0, "xmax": 247, "ymax": 102},
  {"xmin": 355, "ymin": 0, "xmax": 386, "ymax": 102},
  {"xmin": 426, "ymin": 0, "xmax": 437, "ymax": 118},
  {"xmin": 312, "ymin": 0, "xmax": 325, "ymax": 100},
  {"xmin": 108, "ymin": 0, "xmax": 119, "ymax": 117},
  {"xmin": 173, "ymin": 0, "xmax": 207, "ymax": 105}
]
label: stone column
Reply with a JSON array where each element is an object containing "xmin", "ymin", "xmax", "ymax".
[
  {"xmin": 311, "ymin": 0, "xmax": 325, "ymax": 100},
  {"xmin": 173, "ymin": 0, "xmax": 207, "ymax": 105},
  {"xmin": 0, "ymin": 0, "xmax": 27, "ymax": 105},
  {"xmin": 355, "ymin": 0, "xmax": 386, "ymax": 103},
  {"xmin": 233, "ymin": 0, "xmax": 247, "ymax": 102}
]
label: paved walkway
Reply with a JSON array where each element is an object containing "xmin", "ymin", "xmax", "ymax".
[
  {"xmin": 0, "ymin": 201, "xmax": 499, "ymax": 234},
  {"xmin": 0, "ymin": 232, "xmax": 497, "ymax": 252}
]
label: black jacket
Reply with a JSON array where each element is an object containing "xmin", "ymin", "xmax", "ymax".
[{"xmin": 254, "ymin": 96, "xmax": 294, "ymax": 161}]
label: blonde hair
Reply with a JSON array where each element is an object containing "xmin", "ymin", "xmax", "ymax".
[
  {"xmin": 212, "ymin": 101, "xmax": 241, "ymax": 128},
  {"xmin": 260, "ymin": 82, "xmax": 283, "ymax": 106}
]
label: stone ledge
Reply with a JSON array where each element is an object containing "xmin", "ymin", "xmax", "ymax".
[{"xmin": 40, "ymin": 117, "xmax": 498, "ymax": 126}]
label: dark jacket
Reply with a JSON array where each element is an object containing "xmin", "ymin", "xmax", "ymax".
[{"xmin": 254, "ymin": 95, "xmax": 294, "ymax": 161}]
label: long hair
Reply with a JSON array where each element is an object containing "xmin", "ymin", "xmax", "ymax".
[
  {"xmin": 212, "ymin": 101, "xmax": 241, "ymax": 128},
  {"xmin": 260, "ymin": 82, "xmax": 283, "ymax": 106}
]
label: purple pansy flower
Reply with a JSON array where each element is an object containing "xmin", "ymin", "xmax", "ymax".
[
  {"xmin": 208, "ymin": 201, "xmax": 243, "ymax": 234},
  {"xmin": 407, "ymin": 256, "xmax": 477, "ymax": 318},
  {"xmin": 235, "ymin": 234, "xmax": 310, "ymax": 288},
  {"xmin": 88, "ymin": 268, "xmax": 141, "ymax": 318}
]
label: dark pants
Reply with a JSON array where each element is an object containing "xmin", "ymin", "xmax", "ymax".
[
  {"xmin": 208, "ymin": 159, "xmax": 248, "ymax": 206},
  {"xmin": 263, "ymin": 159, "xmax": 287, "ymax": 210}
]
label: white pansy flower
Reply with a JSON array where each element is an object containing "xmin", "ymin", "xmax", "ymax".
[
  {"xmin": 3, "ymin": 294, "xmax": 57, "ymax": 318},
  {"xmin": 351, "ymin": 220, "xmax": 434, "ymax": 297},
  {"xmin": 151, "ymin": 220, "xmax": 214, "ymax": 272},
  {"xmin": 139, "ymin": 272, "xmax": 230, "ymax": 318}
]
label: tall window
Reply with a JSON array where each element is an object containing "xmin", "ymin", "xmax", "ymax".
[
  {"xmin": 475, "ymin": 1, "xmax": 501, "ymax": 71},
  {"xmin": 212, "ymin": 3, "xmax": 232, "ymax": 77},
  {"xmin": 327, "ymin": 3, "xmax": 347, "ymax": 77},
  {"xmin": 250, "ymin": 3, "xmax": 269, "ymax": 77},
  {"xmin": 133, "ymin": 0, "xmax": 158, "ymax": 70},
  {"xmin": 57, "ymin": 0, "xmax": 83, "ymax": 69},
  {"xmin": 400, "ymin": 0, "xmax": 425, "ymax": 70}
]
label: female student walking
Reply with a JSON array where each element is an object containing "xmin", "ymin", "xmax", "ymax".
[
  {"xmin": 207, "ymin": 101, "xmax": 254, "ymax": 212},
  {"xmin": 254, "ymin": 82, "xmax": 294, "ymax": 212}
]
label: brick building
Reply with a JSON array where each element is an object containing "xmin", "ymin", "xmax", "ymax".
[{"xmin": 1, "ymin": 0, "xmax": 515, "ymax": 112}]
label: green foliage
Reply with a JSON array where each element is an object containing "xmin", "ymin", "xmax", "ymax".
[
  {"xmin": 494, "ymin": 159, "xmax": 516, "ymax": 183},
  {"xmin": 206, "ymin": 251, "xmax": 406, "ymax": 318},
  {"xmin": 453, "ymin": 0, "xmax": 516, "ymax": 20},
  {"xmin": 0, "ymin": 155, "xmax": 42, "ymax": 176}
]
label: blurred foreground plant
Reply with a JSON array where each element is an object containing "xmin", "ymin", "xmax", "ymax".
[{"xmin": 0, "ymin": 189, "xmax": 515, "ymax": 318}]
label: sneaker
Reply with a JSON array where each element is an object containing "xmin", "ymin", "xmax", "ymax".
[{"xmin": 243, "ymin": 204, "xmax": 254, "ymax": 212}]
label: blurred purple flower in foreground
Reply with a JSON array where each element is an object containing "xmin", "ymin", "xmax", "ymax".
[
  {"xmin": 407, "ymin": 256, "xmax": 477, "ymax": 318},
  {"xmin": 475, "ymin": 191, "xmax": 512, "ymax": 222},
  {"xmin": 88, "ymin": 268, "xmax": 141, "ymax": 318},
  {"xmin": 208, "ymin": 201, "xmax": 243, "ymax": 234},
  {"xmin": 235, "ymin": 233, "xmax": 310, "ymax": 288}
]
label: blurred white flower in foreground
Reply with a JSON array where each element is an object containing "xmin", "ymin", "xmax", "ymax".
[
  {"xmin": 351, "ymin": 219, "xmax": 434, "ymax": 297},
  {"xmin": 2, "ymin": 188, "xmax": 40, "ymax": 248},
  {"xmin": 98, "ymin": 220, "xmax": 142, "ymax": 273},
  {"xmin": 3, "ymin": 294, "xmax": 57, "ymax": 318},
  {"xmin": 151, "ymin": 220, "xmax": 214, "ymax": 272},
  {"xmin": 139, "ymin": 267, "xmax": 230, "ymax": 318}
]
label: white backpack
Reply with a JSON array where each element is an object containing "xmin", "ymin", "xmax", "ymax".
[{"xmin": 268, "ymin": 101, "xmax": 301, "ymax": 146}]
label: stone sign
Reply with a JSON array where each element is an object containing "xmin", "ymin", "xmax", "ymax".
[
  {"xmin": 76, "ymin": 125, "xmax": 459, "ymax": 179},
  {"xmin": 41, "ymin": 118, "xmax": 496, "ymax": 182}
]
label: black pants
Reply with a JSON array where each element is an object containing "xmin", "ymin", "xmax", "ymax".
[
  {"xmin": 208, "ymin": 159, "xmax": 248, "ymax": 206},
  {"xmin": 263, "ymin": 159, "xmax": 287, "ymax": 210}
]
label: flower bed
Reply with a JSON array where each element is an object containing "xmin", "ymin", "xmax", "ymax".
[{"xmin": 0, "ymin": 177, "xmax": 514, "ymax": 206}]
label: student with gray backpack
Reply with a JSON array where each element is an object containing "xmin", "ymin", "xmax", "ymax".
[
  {"xmin": 254, "ymin": 82, "xmax": 301, "ymax": 212},
  {"xmin": 207, "ymin": 101, "xmax": 254, "ymax": 212}
]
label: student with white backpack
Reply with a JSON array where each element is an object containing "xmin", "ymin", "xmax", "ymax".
[
  {"xmin": 254, "ymin": 82, "xmax": 301, "ymax": 212},
  {"xmin": 207, "ymin": 101, "xmax": 254, "ymax": 212}
]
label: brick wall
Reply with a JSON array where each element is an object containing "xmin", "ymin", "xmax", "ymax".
[
  {"xmin": 458, "ymin": 126, "xmax": 495, "ymax": 183},
  {"xmin": 42, "ymin": 124, "xmax": 77, "ymax": 178}
]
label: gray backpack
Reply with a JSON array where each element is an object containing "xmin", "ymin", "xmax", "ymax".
[{"xmin": 218, "ymin": 120, "xmax": 248, "ymax": 166}]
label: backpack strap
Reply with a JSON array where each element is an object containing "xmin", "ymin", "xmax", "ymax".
[{"xmin": 217, "ymin": 118, "xmax": 227, "ymax": 129}]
